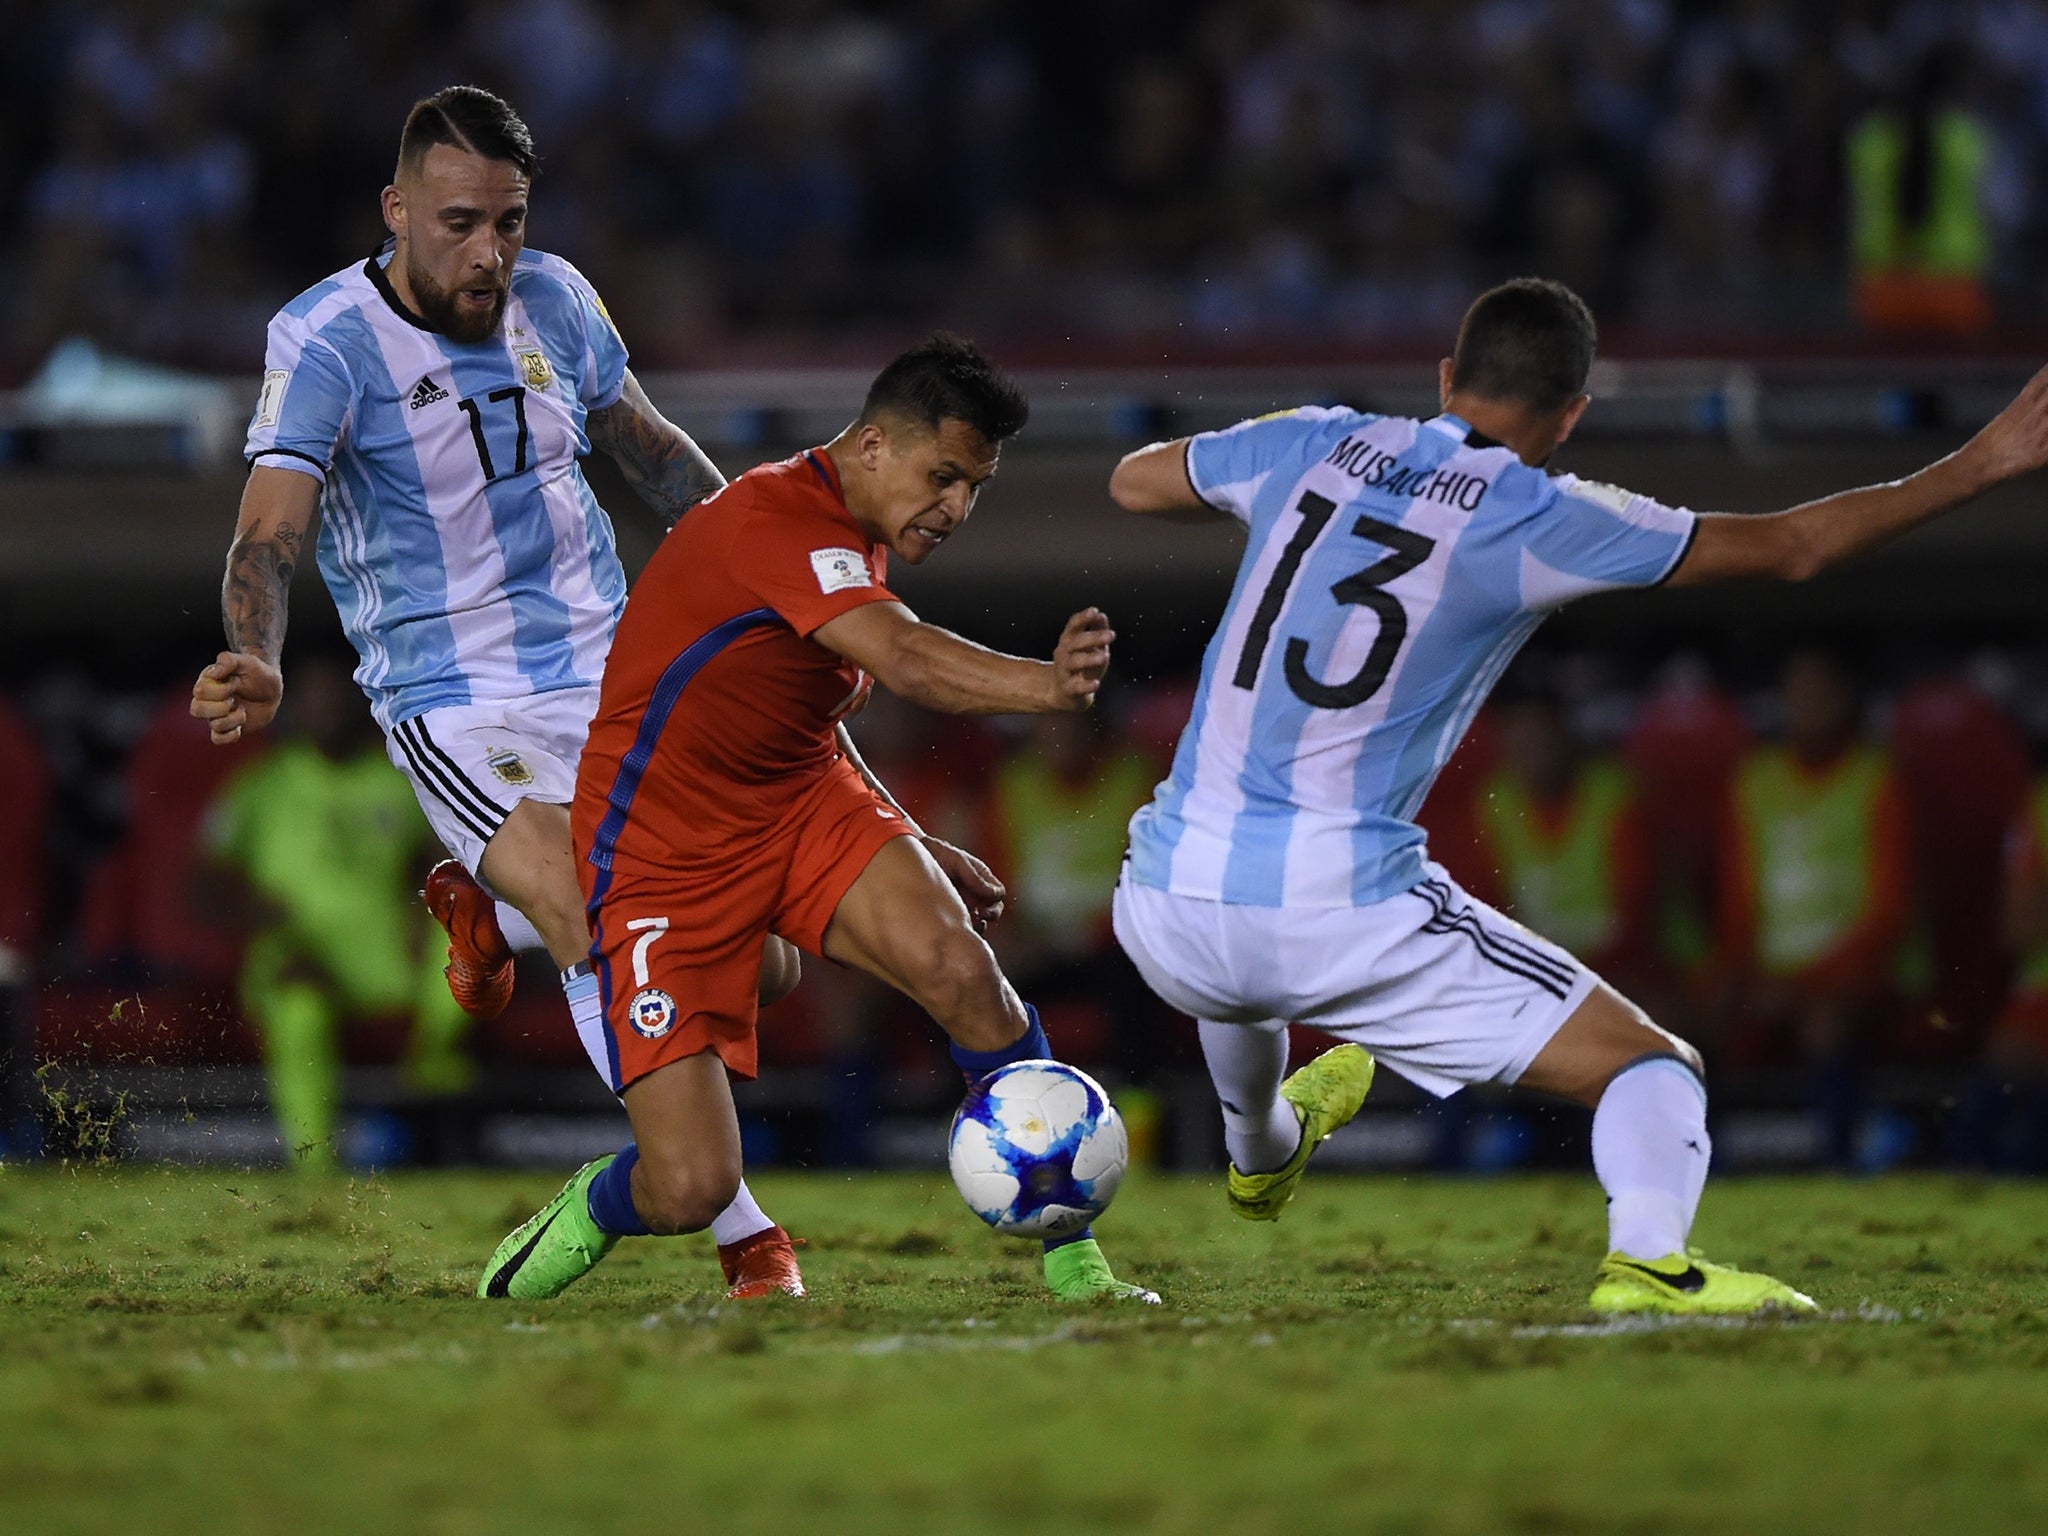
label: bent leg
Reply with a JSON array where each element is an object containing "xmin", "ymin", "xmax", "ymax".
[
  {"xmin": 821, "ymin": 836, "xmax": 1028, "ymax": 1054},
  {"xmin": 477, "ymin": 798, "xmax": 588, "ymax": 969},
  {"xmin": 485, "ymin": 801, "xmax": 782, "ymax": 1250},
  {"xmin": 1199, "ymin": 1020, "xmax": 1300, "ymax": 1174},
  {"xmin": 1520, "ymin": 982, "xmax": 1710, "ymax": 1261},
  {"xmin": 607, "ymin": 1050, "xmax": 744, "ymax": 1236},
  {"xmin": 820, "ymin": 834, "xmax": 1153, "ymax": 1297}
]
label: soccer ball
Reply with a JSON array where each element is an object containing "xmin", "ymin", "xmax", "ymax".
[{"xmin": 949, "ymin": 1060, "xmax": 1128, "ymax": 1238}]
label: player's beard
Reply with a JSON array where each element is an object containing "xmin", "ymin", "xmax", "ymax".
[{"xmin": 408, "ymin": 258, "xmax": 506, "ymax": 344}]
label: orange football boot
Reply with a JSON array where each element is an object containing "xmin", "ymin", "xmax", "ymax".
[
  {"xmin": 422, "ymin": 859, "xmax": 516, "ymax": 1020},
  {"xmin": 718, "ymin": 1225, "xmax": 806, "ymax": 1299}
]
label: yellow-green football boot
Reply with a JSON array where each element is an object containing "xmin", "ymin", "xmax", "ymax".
[
  {"xmin": 478, "ymin": 1157, "xmax": 618, "ymax": 1300},
  {"xmin": 1588, "ymin": 1250, "xmax": 1818, "ymax": 1316},
  {"xmin": 1225, "ymin": 1044, "xmax": 1375, "ymax": 1222}
]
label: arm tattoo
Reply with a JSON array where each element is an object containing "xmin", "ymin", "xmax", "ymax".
[
  {"xmin": 222, "ymin": 530, "xmax": 296, "ymax": 664},
  {"xmin": 587, "ymin": 371, "xmax": 725, "ymax": 527}
]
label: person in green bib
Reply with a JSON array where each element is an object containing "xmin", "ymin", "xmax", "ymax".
[
  {"xmin": 988, "ymin": 711, "xmax": 1160, "ymax": 1081},
  {"xmin": 203, "ymin": 657, "xmax": 469, "ymax": 1169},
  {"xmin": 1478, "ymin": 686, "xmax": 1654, "ymax": 990},
  {"xmin": 1716, "ymin": 650, "xmax": 1910, "ymax": 1164}
]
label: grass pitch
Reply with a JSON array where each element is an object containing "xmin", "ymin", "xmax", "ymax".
[{"xmin": 5, "ymin": 1167, "xmax": 2048, "ymax": 1536}]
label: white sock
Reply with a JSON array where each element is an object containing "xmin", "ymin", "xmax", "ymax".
[
  {"xmin": 558, "ymin": 963, "xmax": 777, "ymax": 1247},
  {"xmin": 1199, "ymin": 1020, "xmax": 1302, "ymax": 1174},
  {"xmin": 1591, "ymin": 1056, "xmax": 1711, "ymax": 1261},
  {"xmin": 496, "ymin": 901, "xmax": 548, "ymax": 954},
  {"xmin": 560, "ymin": 965, "xmax": 615, "ymax": 1089},
  {"xmin": 709, "ymin": 1182, "xmax": 774, "ymax": 1247}
]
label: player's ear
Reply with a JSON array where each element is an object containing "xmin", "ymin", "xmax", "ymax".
[
  {"xmin": 1438, "ymin": 358, "xmax": 1455, "ymax": 409},
  {"xmin": 381, "ymin": 184, "xmax": 406, "ymax": 239},
  {"xmin": 1555, "ymin": 393, "xmax": 1591, "ymax": 447},
  {"xmin": 855, "ymin": 420, "xmax": 888, "ymax": 468}
]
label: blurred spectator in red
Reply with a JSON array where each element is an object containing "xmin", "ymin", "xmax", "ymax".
[
  {"xmin": 1624, "ymin": 659, "xmax": 1753, "ymax": 1014},
  {"xmin": 78, "ymin": 686, "xmax": 252, "ymax": 983},
  {"xmin": 1715, "ymin": 649, "xmax": 1910, "ymax": 1164},
  {"xmin": 1953, "ymin": 768, "xmax": 2048, "ymax": 1169},
  {"xmin": 1887, "ymin": 674, "xmax": 2030, "ymax": 1053},
  {"xmin": 1477, "ymin": 688, "xmax": 1655, "ymax": 991},
  {"xmin": 0, "ymin": 693, "xmax": 52, "ymax": 1148}
]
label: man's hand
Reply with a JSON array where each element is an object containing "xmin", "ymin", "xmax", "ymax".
[
  {"xmin": 1049, "ymin": 608, "xmax": 1114, "ymax": 712},
  {"xmin": 923, "ymin": 836, "xmax": 1007, "ymax": 932},
  {"xmin": 1965, "ymin": 363, "xmax": 2048, "ymax": 483},
  {"xmin": 190, "ymin": 651, "xmax": 283, "ymax": 744}
]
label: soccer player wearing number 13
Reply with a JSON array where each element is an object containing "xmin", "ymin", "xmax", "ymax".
[{"xmin": 1110, "ymin": 278, "xmax": 2048, "ymax": 1314}]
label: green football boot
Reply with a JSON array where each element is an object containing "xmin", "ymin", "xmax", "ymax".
[
  {"xmin": 1588, "ymin": 1250, "xmax": 1818, "ymax": 1316},
  {"xmin": 478, "ymin": 1157, "xmax": 619, "ymax": 1300},
  {"xmin": 1225, "ymin": 1044, "xmax": 1375, "ymax": 1222},
  {"xmin": 1043, "ymin": 1238, "xmax": 1160, "ymax": 1304}
]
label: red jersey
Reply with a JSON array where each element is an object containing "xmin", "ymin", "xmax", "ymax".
[{"xmin": 574, "ymin": 449, "xmax": 895, "ymax": 880}]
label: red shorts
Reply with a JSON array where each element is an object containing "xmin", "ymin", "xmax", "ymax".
[{"xmin": 589, "ymin": 757, "xmax": 911, "ymax": 1088}]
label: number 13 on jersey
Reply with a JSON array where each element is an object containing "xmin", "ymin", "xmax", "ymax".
[{"xmin": 1234, "ymin": 490, "xmax": 1438, "ymax": 710}]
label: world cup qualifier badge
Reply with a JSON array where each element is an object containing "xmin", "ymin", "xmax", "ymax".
[{"xmin": 629, "ymin": 988, "xmax": 677, "ymax": 1039}]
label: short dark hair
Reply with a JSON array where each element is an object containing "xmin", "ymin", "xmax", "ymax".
[
  {"xmin": 1449, "ymin": 278, "xmax": 1596, "ymax": 414},
  {"xmin": 397, "ymin": 86, "xmax": 538, "ymax": 181},
  {"xmin": 860, "ymin": 334, "xmax": 1029, "ymax": 444}
]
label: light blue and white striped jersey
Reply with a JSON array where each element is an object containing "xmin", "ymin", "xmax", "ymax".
[
  {"xmin": 1126, "ymin": 406, "xmax": 1698, "ymax": 908},
  {"xmin": 244, "ymin": 247, "xmax": 631, "ymax": 729}
]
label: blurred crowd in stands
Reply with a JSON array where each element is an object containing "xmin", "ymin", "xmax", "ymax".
[
  {"xmin": 7, "ymin": 642, "xmax": 2048, "ymax": 1170},
  {"xmin": 5, "ymin": 0, "xmax": 2048, "ymax": 377}
]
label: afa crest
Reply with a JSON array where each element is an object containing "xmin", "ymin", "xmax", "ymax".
[
  {"xmin": 516, "ymin": 349, "xmax": 554, "ymax": 391},
  {"xmin": 486, "ymin": 750, "xmax": 535, "ymax": 787},
  {"xmin": 629, "ymin": 988, "xmax": 676, "ymax": 1039}
]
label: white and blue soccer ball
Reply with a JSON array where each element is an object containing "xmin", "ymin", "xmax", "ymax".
[{"xmin": 949, "ymin": 1060, "xmax": 1128, "ymax": 1238}]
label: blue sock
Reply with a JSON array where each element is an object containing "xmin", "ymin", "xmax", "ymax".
[
  {"xmin": 949, "ymin": 1004, "xmax": 1050, "ymax": 1083},
  {"xmin": 1044, "ymin": 1225, "xmax": 1094, "ymax": 1252},
  {"xmin": 585, "ymin": 1144, "xmax": 651, "ymax": 1236}
]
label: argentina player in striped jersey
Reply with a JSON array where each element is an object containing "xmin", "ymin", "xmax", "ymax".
[
  {"xmin": 1109, "ymin": 278, "xmax": 2048, "ymax": 1315},
  {"xmin": 188, "ymin": 87, "xmax": 803, "ymax": 1299}
]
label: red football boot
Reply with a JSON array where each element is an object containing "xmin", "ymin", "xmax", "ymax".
[
  {"xmin": 718, "ymin": 1225, "xmax": 806, "ymax": 1300},
  {"xmin": 422, "ymin": 859, "xmax": 516, "ymax": 1020}
]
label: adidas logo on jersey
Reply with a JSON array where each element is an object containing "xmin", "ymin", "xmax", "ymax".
[{"xmin": 409, "ymin": 377, "xmax": 449, "ymax": 410}]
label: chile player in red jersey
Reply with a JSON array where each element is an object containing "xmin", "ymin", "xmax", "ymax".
[{"xmin": 480, "ymin": 337, "xmax": 1156, "ymax": 1303}]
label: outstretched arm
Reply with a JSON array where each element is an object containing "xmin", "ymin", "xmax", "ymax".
[
  {"xmin": 584, "ymin": 368, "xmax": 725, "ymax": 527},
  {"xmin": 1668, "ymin": 364, "xmax": 2048, "ymax": 586},
  {"xmin": 1108, "ymin": 438, "xmax": 1234, "ymax": 523},
  {"xmin": 811, "ymin": 602, "xmax": 1112, "ymax": 717},
  {"xmin": 189, "ymin": 466, "xmax": 319, "ymax": 744}
]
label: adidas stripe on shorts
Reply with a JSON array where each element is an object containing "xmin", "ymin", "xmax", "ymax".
[
  {"xmin": 384, "ymin": 685, "xmax": 600, "ymax": 875},
  {"xmin": 1111, "ymin": 861, "xmax": 1595, "ymax": 1097}
]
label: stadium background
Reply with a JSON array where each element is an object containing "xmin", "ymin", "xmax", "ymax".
[{"xmin": 4, "ymin": 0, "xmax": 2048, "ymax": 1178}]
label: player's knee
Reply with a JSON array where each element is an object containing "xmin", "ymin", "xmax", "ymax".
[
  {"xmin": 634, "ymin": 1156, "xmax": 741, "ymax": 1236},
  {"xmin": 914, "ymin": 925, "xmax": 1001, "ymax": 1021},
  {"xmin": 756, "ymin": 939, "xmax": 802, "ymax": 1009}
]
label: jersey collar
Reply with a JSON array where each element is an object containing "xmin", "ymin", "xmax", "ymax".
[
  {"xmin": 801, "ymin": 447, "xmax": 845, "ymax": 503},
  {"xmin": 363, "ymin": 248, "xmax": 439, "ymax": 332},
  {"xmin": 1430, "ymin": 412, "xmax": 1508, "ymax": 451}
]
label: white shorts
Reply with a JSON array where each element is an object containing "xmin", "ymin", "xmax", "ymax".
[
  {"xmin": 384, "ymin": 686, "xmax": 600, "ymax": 875},
  {"xmin": 1111, "ymin": 863, "xmax": 1595, "ymax": 1098}
]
